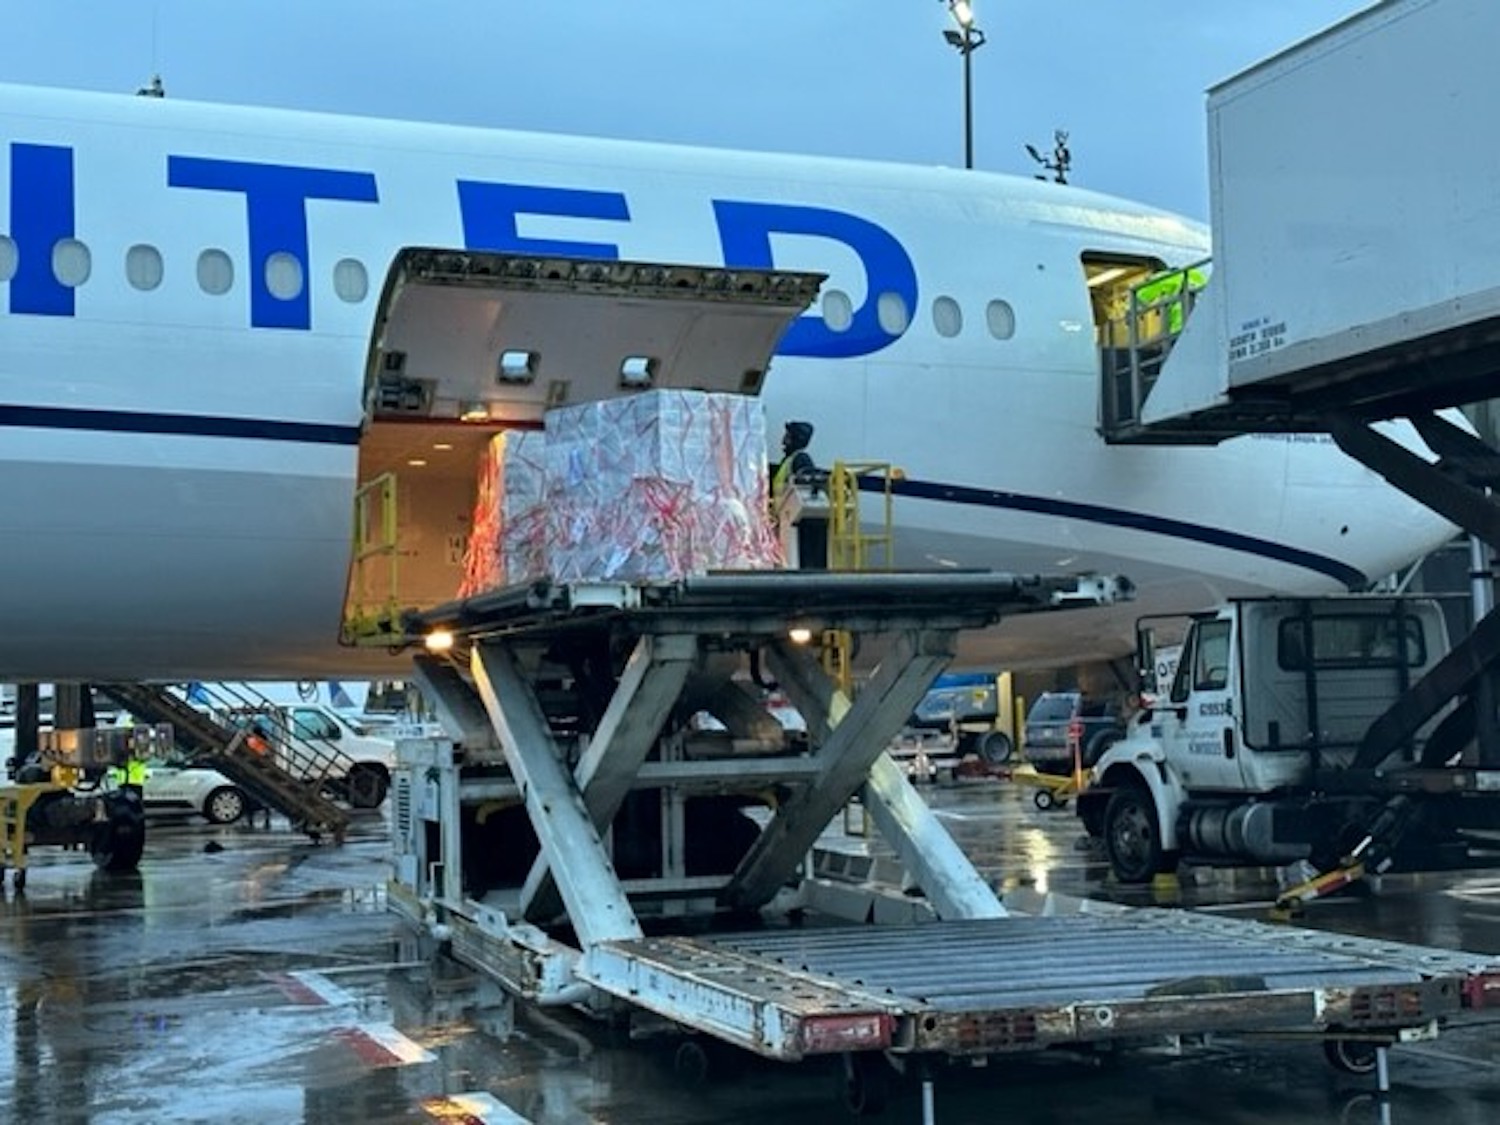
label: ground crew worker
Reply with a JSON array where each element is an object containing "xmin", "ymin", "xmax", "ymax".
[
  {"xmin": 245, "ymin": 722, "xmax": 272, "ymax": 757},
  {"xmin": 108, "ymin": 752, "xmax": 149, "ymax": 790},
  {"xmin": 771, "ymin": 421, "xmax": 828, "ymax": 569},
  {"xmin": 772, "ymin": 420, "xmax": 817, "ymax": 499}
]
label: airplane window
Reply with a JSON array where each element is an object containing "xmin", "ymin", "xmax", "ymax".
[
  {"xmin": 333, "ymin": 258, "xmax": 369, "ymax": 303},
  {"xmin": 52, "ymin": 239, "xmax": 91, "ymax": 288},
  {"xmin": 986, "ymin": 299, "xmax": 1016, "ymax": 340},
  {"xmin": 126, "ymin": 245, "xmax": 163, "ymax": 291},
  {"xmin": 932, "ymin": 296, "xmax": 962, "ymax": 338},
  {"xmin": 876, "ymin": 291, "xmax": 910, "ymax": 335},
  {"xmin": 0, "ymin": 236, "xmax": 16, "ymax": 282},
  {"xmin": 265, "ymin": 251, "xmax": 304, "ymax": 301},
  {"xmin": 197, "ymin": 249, "xmax": 234, "ymax": 296},
  {"xmin": 822, "ymin": 289, "xmax": 853, "ymax": 333}
]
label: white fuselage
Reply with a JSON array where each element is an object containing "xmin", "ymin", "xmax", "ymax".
[{"xmin": 0, "ymin": 84, "xmax": 1453, "ymax": 681}]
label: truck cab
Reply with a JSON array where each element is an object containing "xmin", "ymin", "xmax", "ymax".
[
  {"xmin": 1079, "ymin": 596, "xmax": 1453, "ymax": 883},
  {"xmin": 222, "ymin": 703, "xmax": 395, "ymax": 809}
]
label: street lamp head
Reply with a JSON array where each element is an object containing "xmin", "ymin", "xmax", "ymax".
[
  {"xmin": 950, "ymin": 0, "xmax": 975, "ymax": 29},
  {"xmin": 943, "ymin": 28, "xmax": 965, "ymax": 48}
]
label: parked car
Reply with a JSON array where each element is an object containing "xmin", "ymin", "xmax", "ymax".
[
  {"xmin": 1023, "ymin": 691, "xmax": 1125, "ymax": 775},
  {"xmin": 104, "ymin": 757, "xmax": 252, "ymax": 824}
]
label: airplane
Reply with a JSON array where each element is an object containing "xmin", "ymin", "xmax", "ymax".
[{"xmin": 0, "ymin": 82, "xmax": 1456, "ymax": 684}]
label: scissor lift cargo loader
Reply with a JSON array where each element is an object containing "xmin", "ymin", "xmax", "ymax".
[{"xmin": 385, "ymin": 572, "xmax": 1500, "ymax": 1112}]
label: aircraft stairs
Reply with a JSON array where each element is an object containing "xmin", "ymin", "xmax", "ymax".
[{"xmin": 95, "ymin": 683, "xmax": 350, "ymax": 842}]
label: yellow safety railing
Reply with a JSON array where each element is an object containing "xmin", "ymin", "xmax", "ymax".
[
  {"xmin": 821, "ymin": 460, "xmax": 900, "ymax": 696},
  {"xmin": 827, "ymin": 460, "xmax": 897, "ymax": 573},
  {"xmin": 343, "ymin": 472, "xmax": 403, "ymax": 644}
]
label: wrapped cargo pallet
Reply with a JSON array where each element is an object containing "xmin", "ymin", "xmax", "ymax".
[
  {"xmin": 545, "ymin": 390, "xmax": 782, "ymax": 581},
  {"xmin": 458, "ymin": 430, "xmax": 547, "ymax": 596}
]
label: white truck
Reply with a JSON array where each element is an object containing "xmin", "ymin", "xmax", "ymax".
[
  {"xmin": 222, "ymin": 703, "xmax": 396, "ymax": 809},
  {"xmin": 1078, "ymin": 595, "xmax": 1500, "ymax": 886}
]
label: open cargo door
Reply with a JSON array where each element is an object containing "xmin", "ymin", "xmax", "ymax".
[{"xmin": 344, "ymin": 250, "xmax": 823, "ymax": 639}]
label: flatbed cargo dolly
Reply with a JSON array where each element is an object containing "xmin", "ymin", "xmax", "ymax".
[{"xmin": 385, "ymin": 572, "xmax": 1500, "ymax": 1114}]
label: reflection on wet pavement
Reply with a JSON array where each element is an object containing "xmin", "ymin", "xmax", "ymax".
[{"xmin": 0, "ymin": 787, "xmax": 1498, "ymax": 1122}]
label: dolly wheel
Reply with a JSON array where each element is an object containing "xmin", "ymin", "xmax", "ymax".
[
  {"xmin": 1033, "ymin": 789, "xmax": 1056, "ymax": 811},
  {"xmin": 1324, "ymin": 1036, "xmax": 1380, "ymax": 1075},
  {"xmin": 674, "ymin": 1040, "xmax": 711, "ymax": 1086},
  {"xmin": 839, "ymin": 1053, "xmax": 891, "ymax": 1117}
]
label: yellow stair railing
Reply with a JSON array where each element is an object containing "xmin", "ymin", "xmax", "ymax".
[
  {"xmin": 827, "ymin": 460, "xmax": 897, "ymax": 573},
  {"xmin": 821, "ymin": 460, "xmax": 900, "ymax": 696},
  {"xmin": 343, "ymin": 472, "xmax": 403, "ymax": 644}
]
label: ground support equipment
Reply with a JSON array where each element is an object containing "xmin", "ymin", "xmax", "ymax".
[
  {"xmin": 98, "ymin": 682, "xmax": 349, "ymax": 842},
  {"xmin": 385, "ymin": 572, "xmax": 1500, "ymax": 1109}
]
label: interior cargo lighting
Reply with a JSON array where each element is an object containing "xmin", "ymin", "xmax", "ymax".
[
  {"xmin": 619, "ymin": 355, "xmax": 657, "ymax": 388},
  {"xmin": 497, "ymin": 349, "xmax": 538, "ymax": 384},
  {"xmin": 789, "ymin": 627, "xmax": 814, "ymax": 645},
  {"xmin": 1087, "ymin": 265, "xmax": 1131, "ymax": 289},
  {"xmin": 406, "ymin": 458, "xmax": 428, "ymax": 467},
  {"xmin": 459, "ymin": 402, "xmax": 490, "ymax": 422},
  {"xmin": 424, "ymin": 630, "xmax": 455, "ymax": 653}
]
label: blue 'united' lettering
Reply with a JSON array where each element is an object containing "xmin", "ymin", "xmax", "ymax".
[
  {"xmin": 168, "ymin": 157, "xmax": 379, "ymax": 330},
  {"xmin": 457, "ymin": 181, "xmax": 630, "ymax": 259},
  {"xmin": 9, "ymin": 143, "xmax": 75, "ymax": 317},
  {"xmin": 714, "ymin": 200, "xmax": 918, "ymax": 359},
  {"xmin": 3, "ymin": 147, "xmax": 918, "ymax": 361}
]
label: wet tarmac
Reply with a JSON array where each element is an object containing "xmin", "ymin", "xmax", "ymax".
[{"xmin": 3, "ymin": 784, "xmax": 1500, "ymax": 1123}]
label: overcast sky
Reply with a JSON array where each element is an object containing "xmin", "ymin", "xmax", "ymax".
[{"xmin": 9, "ymin": 1, "xmax": 1372, "ymax": 219}]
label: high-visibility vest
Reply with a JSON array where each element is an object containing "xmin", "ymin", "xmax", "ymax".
[
  {"xmin": 772, "ymin": 451, "xmax": 813, "ymax": 499},
  {"xmin": 110, "ymin": 759, "xmax": 148, "ymax": 786}
]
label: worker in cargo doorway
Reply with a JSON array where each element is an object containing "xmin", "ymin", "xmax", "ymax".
[{"xmin": 772, "ymin": 420, "xmax": 829, "ymax": 569}]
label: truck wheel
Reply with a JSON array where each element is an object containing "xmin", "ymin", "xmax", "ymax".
[
  {"xmin": 977, "ymin": 730, "xmax": 1014, "ymax": 766},
  {"xmin": 92, "ymin": 795, "xmax": 146, "ymax": 873},
  {"xmin": 345, "ymin": 763, "xmax": 389, "ymax": 809},
  {"xmin": 1103, "ymin": 785, "xmax": 1166, "ymax": 884}
]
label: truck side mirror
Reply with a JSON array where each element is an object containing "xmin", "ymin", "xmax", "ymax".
[{"xmin": 1136, "ymin": 624, "xmax": 1158, "ymax": 696}]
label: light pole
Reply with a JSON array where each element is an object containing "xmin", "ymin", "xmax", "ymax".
[{"xmin": 942, "ymin": 1, "xmax": 986, "ymax": 169}]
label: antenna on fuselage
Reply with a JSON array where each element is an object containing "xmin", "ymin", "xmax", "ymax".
[
  {"xmin": 136, "ymin": 74, "xmax": 166, "ymax": 98},
  {"xmin": 1025, "ymin": 128, "xmax": 1071, "ymax": 184}
]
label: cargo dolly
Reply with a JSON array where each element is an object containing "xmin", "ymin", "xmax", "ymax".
[{"xmin": 385, "ymin": 572, "xmax": 1500, "ymax": 1115}]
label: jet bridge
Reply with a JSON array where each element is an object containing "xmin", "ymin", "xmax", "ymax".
[
  {"xmin": 1099, "ymin": 0, "xmax": 1500, "ymax": 783},
  {"xmin": 1102, "ymin": 0, "xmax": 1500, "ymax": 445}
]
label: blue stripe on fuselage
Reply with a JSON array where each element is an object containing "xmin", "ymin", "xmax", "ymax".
[
  {"xmin": 0, "ymin": 403, "xmax": 1364, "ymax": 588},
  {"xmin": 870, "ymin": 475, "xmax": 1367, "ymax": 590},
  {"xmin": 0, "ymin": 403, "xmax": 360, "ymax": 445}
]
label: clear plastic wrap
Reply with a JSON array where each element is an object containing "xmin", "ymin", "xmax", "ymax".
[
  {"xmin": 458, "ymin": 430, "xmax": 547, "ymax": 595},
  {"xmin": 544, "ymin": 391, "xmax": 782, "ymax": 581}
]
